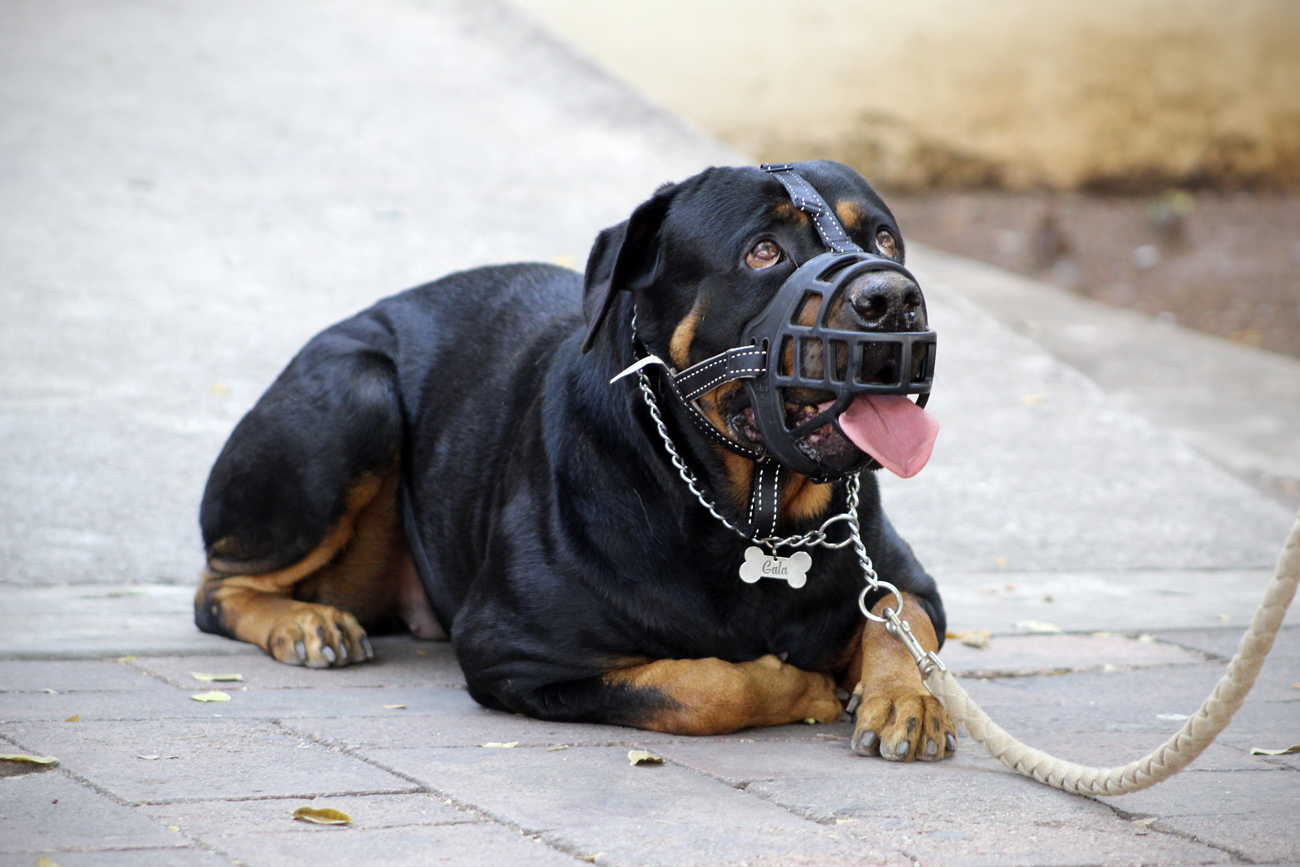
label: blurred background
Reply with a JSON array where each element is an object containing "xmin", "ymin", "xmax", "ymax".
[{"xmin": 516, "ymin": 0, "xmax": 1300, "ymax": 359}]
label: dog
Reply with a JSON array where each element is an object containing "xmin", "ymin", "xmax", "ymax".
[{"xmin": 195, "ymin": 160, "xmax": 955, "ymax": 761}]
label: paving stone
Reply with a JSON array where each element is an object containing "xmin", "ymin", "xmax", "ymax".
[
  {"xmin": 0, "ymin": 851, "xmax": 229, "ymax": 867},
  {"xmin": 0, "ymin": 770, "xmax": 185, "ymax": 854},
  {"xmin": 1102, "ymin": 766, "xmax": 1300, "ymax": 863},
  {"xmin": 360, "ymin": 743, "xmax": 907, "ymax": 866},
  {"xmin": 143, "ymin": 792, "xmax": 481, "ymax": 837},
  {"xmin": 652, "ymin": 740, "xmax": 1229, "ymax": 866},
  {"xmin": 959, "ymin": 663, "xmax": 1299, "ymax": 735},
  {"xmin": 128, "ymin": 638, "xmax": 465, "ymax": 690},
  {"xmin": 937, "ymin": 633, "xmax": 1204, "ymax": 678},
  {"xmin": 186, "ymin": 821, "xmax": 587, "ymax": 867},
  {"xmin": 938, "ymin": 568, "xmax": 1280, "ymax": 634},
  {"xmin": 3, "ymin": 719, "xmax": 416, "ymax": 803},
  {"xmin": 1155, "ymin": 625, "xmax": 1300, "ymax": 661},
  {"xmin": 0, "ymin": 660, "xmax": 176, "ymax": 693}
]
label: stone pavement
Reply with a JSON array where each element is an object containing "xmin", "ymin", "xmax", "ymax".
[{"xmin": 1, "ymin": 1, "xmax": 1297, "ymax": 865}]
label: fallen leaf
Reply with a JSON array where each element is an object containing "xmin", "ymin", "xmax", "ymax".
[
  {"xmin": 1291, "ymin": 683, "xmax": 1300, "ymax": 689},
  {"xmin": 0, "ymin": 753, "xmax": 58, "ymax": 765},
  {"xmin": 948, "ymin": 629, "xmax": 991, "ymax": 649},
  {"xmin": 167, "ymin": 825, "xmax": 181, "ymax": 832},
  {"xmin": 190, "ymin": 672, "xmax": 244, "ymax": 682},
  {"xmin": 835, "ymin": 818, "xmax": 856, "ymax": 825},
  {"xmin": 1014, "ymin": 620, "xmax": 1063, "ymax": 634},
  {"xmin": 627, "ymin": 749, "xmax": 663, "ymax": 766},
  {"xmin": 43, "ymin": 688, "xmax": 60, "ymax": 694},
  {"xmin": 64, "ymin": 715, "xmax": 80, "ymax": 722},
  {"xmin": 546, "ymin": 745, "xmax": 570, "ymax": 752},
  {"xmin": 34, "ymin": 857, "xmax": 62, "ymax": 867},
  {"xmin": 292, "ymin": 806, "xmax": 353, "ymax": 825},
  {"xmin": 190, "ymin": 691, "xmax": 231, "ymax": 702},
  {"xmin": 575, "ymin": 854, "xmax": 605, "ymax": 863},
  {"xmin": 115, "ymin": 656, "xmax": 136, "ymax": 663},
  {"xmin": 1132, "ymin": 817, "xmax": 1158, "ymax": 827},
  {"xmin": 137, "ymin": 755, "xmax": 161, "ymax": 761},
  {"xmin": 480, "ymin": 742, "xmax": 519, "ymax": 748},
  {"xmin": 382, "ymin": 704, "xmax": 407, "ymax": 709},
  {"xmin": 1249, "ymin": 744, "xmax": 1300, "ymax": 756}
]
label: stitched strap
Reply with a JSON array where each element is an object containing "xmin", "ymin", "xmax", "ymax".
[
  {"xmin": 744, "ymin": 459, "xmax": 782, "ymax": 538},
  {"xmin": 674, "ymin": 346, "xmax": 767, "ymax": 402},
  {"xmin": 761, "ymin": 163, "xmax": 864, "ymax": 255}
]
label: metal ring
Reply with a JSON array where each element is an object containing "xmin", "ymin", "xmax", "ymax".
[
  {"xmin": 816, "ymin": 513, "xmax": 856, "ymax": 549},
  {"xmin": 859, "ymin": 581, "xmax": 903, "ymax": 622}
]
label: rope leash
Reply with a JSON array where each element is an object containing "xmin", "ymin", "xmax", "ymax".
[{"xmin": 898, "ymin": 512, "xmax": 1300, "ymax": 795}]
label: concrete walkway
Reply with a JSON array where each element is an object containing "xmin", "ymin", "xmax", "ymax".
[{"xmin": 1, "ymin": 1, "xmax": 1296, "ymax": 865}]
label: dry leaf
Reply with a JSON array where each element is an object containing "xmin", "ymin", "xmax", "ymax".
[
  {"xmin": 1014, "ymin": 620, "xmax": 1063, "ymax": 634},
  {"xmin": 167, "ymin": 825, "xmax": 181, "ymax": 832},
  {"xmin": 382, "ymin": 704, "xmax": 407, "ymax": 709},
  {"xmin": 546, "ymin": 745, "xmax": 570, "ymax": 751},
  {"xmin": 1249, "ymin": 744, "xmax": 1300, "ymax": 756},
  {"xmin": 190, "ymin": 672, "xmax": 244, "ymax": 682},
  {"xmin": 480, "ymin": 742, "xmax": 519, "ymax": 748},
  {"xmin": 0, "ymin": 753, "xmax": 58, "ymax": 765},
  {"xmin": 292, "ymin": 806, "xmax": 353, "ymax": 825},
  {"xmin": 948, "ymin": 629, "xmax": 991, "ymax": 649},
  {"xmin": 835, "ymin": 818, "xmax": 856, "ymax": 825},
  {"xmin": 64, "ymin": 715, "xmax": 80, "ymax": 722},
  {"xmin": 1132, "ymin": 817, "xmax": 1158, "ymax": 827},
  {"xmin": 34, "ymin": 857, "xmax": 62, "ymax": 867},
  {"xmin": 138, "ymin": 755, "xmax": 161, "ymax": 761},
  {"xmin": 43, "ymin": 688, "xmax": 59, "ymax": 694},
  {"xmin": 575, "ymin": 854, "xmax": 605, "ymax": 863},
  {"xmin": 627, "ymin": 749, "xmax": 663, "ymax": 766},
  {"xmin": 190, "ymin": 691, "xmax": 231, "ymax": 702}
]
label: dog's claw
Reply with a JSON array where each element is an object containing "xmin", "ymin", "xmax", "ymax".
[
  {"xmin": 321, "ymin": 646, "xmax": 337, "ymax": 664},
  {"xmin": 294, "ymin": 641, "xmax": 307, "ymax": 662},
  {"xmin": 851, "ymin": 730, "xmax": 877, "ymax": 756},
  {"xmin": 361, "ymin": 636, "xmax": 374, "ymax": 660},
  {"xmin": 845, "ymin": 684, "xmax": 863, "ymax": 716},
  {"xmin": 946, "ymin": 733, "xmax": 957, "ymax": 754},
  {"xmin": 925, "ymin": 739, "xmax": 938, "ymax": 757}
]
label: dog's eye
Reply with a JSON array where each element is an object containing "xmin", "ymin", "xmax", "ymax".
[
  {"xmin": 745, "ymin": 240, "xmax": 782, "ymax": 270},
  {"xmin": 875, "ymin": 229, "xmax": 899, "ymax": 260}
]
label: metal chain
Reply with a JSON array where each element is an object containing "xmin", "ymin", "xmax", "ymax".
[{"xmin": 628, "ymin": 311, "xmax": 901, "ymax": 621}]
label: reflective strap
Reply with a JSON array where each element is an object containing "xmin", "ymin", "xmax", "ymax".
[
  {"xmin": 760, "ymin": 164, "xmax": 864, "ymax": 255},
  {"xmin": 674, "ymin": 346, "xmax": 767, "ymax": 402},
  {"xmin": 744, "ymin": 458, "xmax": 782, "ymax": 539}
]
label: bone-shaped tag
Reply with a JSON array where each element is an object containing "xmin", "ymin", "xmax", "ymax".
[{"xmin": 739, "ymin": 546, "xmax": 811, "ymax": 589}]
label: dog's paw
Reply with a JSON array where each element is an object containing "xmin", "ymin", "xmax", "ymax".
[
  {"xmin": 267, "ymin": 605, "xmax": 373, "ymax": 668},
  {"xmin": 848, "ymin": 683, "xmax": 955, "ymax": 762}
]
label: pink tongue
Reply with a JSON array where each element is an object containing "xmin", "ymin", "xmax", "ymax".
[{"xmin": 831, "ymin": 395, "xmax": 939, "ymax": 479}]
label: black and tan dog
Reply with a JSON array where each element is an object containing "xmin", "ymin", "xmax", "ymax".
[{"xmin": 196, "ymin": 160, "xmax": 955, "ymax": 761}]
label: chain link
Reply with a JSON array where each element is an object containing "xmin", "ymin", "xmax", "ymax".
[{"xmin": 630, "ymin": 326, "xmax": 898, "ymax": 620}]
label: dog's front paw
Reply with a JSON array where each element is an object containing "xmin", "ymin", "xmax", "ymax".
[
  {"xmin": 848, "ymin": 683, "xmax": 955, "ymax": 762},
  {"xmin": 267, "ymin": 604, "xmax": 372, "ymax": 668}
]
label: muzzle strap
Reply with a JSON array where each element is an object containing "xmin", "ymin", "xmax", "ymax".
[
  {"xmin": 674, "ymin": 346, "xmax": 767, "ymax": 402},
  {"xmin": 761, "ymin": 163, "xmax": 864, "ymax": 255}
]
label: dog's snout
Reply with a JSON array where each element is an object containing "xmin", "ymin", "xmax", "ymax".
[{"xmin": 847, "ymin": 271, "xmax": 926, "ymax": 331}]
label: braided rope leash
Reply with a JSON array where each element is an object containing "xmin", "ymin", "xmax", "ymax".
[{"xmin": 914, "ymin": 512, "xmax": 1300, "ymax": 796}]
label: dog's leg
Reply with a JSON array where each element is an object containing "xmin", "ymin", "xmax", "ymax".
[
  {"xmin": 602, "ymin": 655, "xmax": 843, "ymax": 735},
  {"xmin": 842, "ymin": 593, "xmax": 956, "ymax": 761},
  {"xmin": 195, "ymin": 472, "xmax": 389, "ymax": 667}
]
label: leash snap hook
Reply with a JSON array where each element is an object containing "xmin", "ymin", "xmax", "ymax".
[{"xmin": 881, "ymin": 605, "xmax": 948, "ymax": 677}]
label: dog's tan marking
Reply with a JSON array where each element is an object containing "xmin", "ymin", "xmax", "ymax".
[
  {"xmin": 770, "ymin": 200, "xmax": 810, "ymax": 225},
  {"xmin": 779, "ymin": 472, "xmax": 834, "ymax": 523},
  {"xmin": 194, "ymin": 464, "xmax": 441, "ymax": 666},
  {"xmin": 604, "ymin": 654, "xmax": 842, "ymax": 735},
  {"xmin": 835, "ymin": 200, "xmax": 866, "ymax": 231},
  {"xmin": 669, "ymin": 301, "xmax": 703, "ymax": 370},
  {"xmin": 843, "ymin": 593, "xmax": 956, "ymax": 761}
]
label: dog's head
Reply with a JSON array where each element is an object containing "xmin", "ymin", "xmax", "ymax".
[{"xmin": 582, "ymin": 161, "xmax": 933, "ymax": 495}]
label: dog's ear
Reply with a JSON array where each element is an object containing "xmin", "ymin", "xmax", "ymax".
[{"xmin": 581, "ymin": 185, "xmax": 676, "ymax": 354}]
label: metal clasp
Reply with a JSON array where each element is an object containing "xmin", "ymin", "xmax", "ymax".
[{"xmin": 883, "ymin": 608, "xmax": 948, "ymax": 677}]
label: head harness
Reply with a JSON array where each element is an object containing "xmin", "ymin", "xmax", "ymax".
[{"xmin": 619, "ymin": 163, "xmax": 937, "ymax": 540}]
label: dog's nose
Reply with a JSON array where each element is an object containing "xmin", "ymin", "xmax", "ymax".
[{"xmin": 847, "ymin": 270, "xmax": 926, "ymax": 331}]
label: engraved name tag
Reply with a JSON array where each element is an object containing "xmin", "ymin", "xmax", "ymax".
[{"xmin": 739, "ymin": 546, "xmax": 812, "ymax": 589}]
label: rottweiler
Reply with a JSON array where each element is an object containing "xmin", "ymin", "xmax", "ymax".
[{"xmin": 196, "ymin": 160, "xmax": 956, "ymax": 761}]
